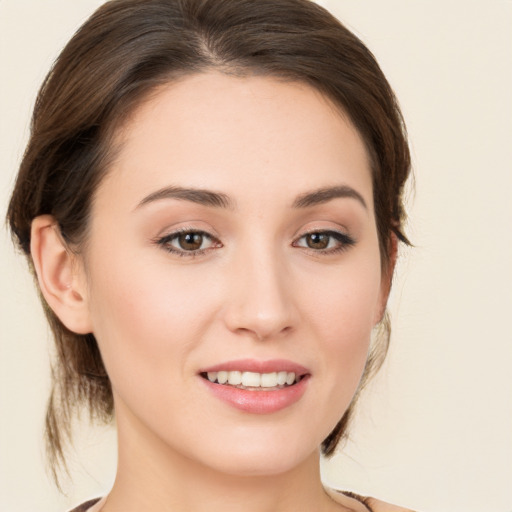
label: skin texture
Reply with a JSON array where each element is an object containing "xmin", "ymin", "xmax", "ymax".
[{"xmin": 31, "ymin": 73, "xmax": 403, "ymax": 512}]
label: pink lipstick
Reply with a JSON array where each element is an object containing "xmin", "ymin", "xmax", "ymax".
[{"xmin": 199, "ymin": 359, "xmax": 310, "ymax": 414}]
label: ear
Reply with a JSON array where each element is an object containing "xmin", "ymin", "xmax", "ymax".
[
  {"xmin": 30, "ymin": 215, "xmax": 93, "ymax": 334},
  {"xmin": 374, "ymin": 232, "xmax": 398, "ymax": 325}
]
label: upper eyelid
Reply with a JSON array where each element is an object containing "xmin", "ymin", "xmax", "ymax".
[
  {"xmin": 157, "ymin": 227, "xmax": 352, "ymax": 242},
  {"xmin": 159, "ymin": 230, "xmax": 220, "ymax": 247},
  {"xmin": 296, "ymin": 227, "xmax": 348, "ymax": 236},
  {"xmin": 157, "ymin": 226, "xmax": 219, "ymax": 241},
  {"xmin": 154, "ymin": 229, "xmax": 220, "ymax": 258},
  {"xmin": 292, "ymin": 229, "xmax": 357, "ymax": 256},
  {"xmin": 158, "ymin": 226, "xmax": 349, "ymax": 238},
  {"xmin": 294, "ymin": 228, "xmax": 354, "ymax": 241},
  {"xmin": 154, "ymin": 227, "xmax": 355, "ymax": 254},
  {"xmin": 290, "ymin": 218, "xmax": 352, "ymax": 237},
  {"xmin": 160, "ymin": 227, "xmax": 213, "ymax": 237}
]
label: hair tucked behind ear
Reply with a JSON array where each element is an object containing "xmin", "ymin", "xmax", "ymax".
[{"xmin": 7, "ymin": 0, "xmax": 411, "ymax": 485}]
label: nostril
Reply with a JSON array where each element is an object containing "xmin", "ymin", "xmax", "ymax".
[{"xmin": 233, "ymin": 324, "xmax": 295, "ymax": 343}]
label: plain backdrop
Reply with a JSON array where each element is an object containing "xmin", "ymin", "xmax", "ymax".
[{"xmin": 1, "ymin": 1, "xmax": 511, "ymax": 511}]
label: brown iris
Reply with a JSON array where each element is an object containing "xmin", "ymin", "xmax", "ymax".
[
  {"xmin": 305, "ymin": 233, "xmax": 330, "ymax": 249},
  {"xmin": 178, "ymin": 232, "xmax": 204, "ymax": 251}
]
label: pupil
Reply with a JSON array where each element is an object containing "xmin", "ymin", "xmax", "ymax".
[
  {"xmin": 307, "ymin": 233, "xmax": 329, "ymax": 249},
  {"xmin": 179, "ymin": 232, "xmax": 202, "ymax": 250}
]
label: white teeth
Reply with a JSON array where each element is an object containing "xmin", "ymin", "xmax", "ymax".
[
  {"xmin": 205, "ymin": 370, "xmax": 299, "ymax": 388},
  {"xmin": 260, "ymin": 372, "xmax": 277, "ymax": 388},
  {"xmin": 286, "ymin": 372, "xmax": 296, "ymax": 385},
  {"xmin": 277, "ymin": 371, "xmax": 287, "ymax": 385},
  {"xmin": 227, "ymin": 370, "xmax": 242, "ymax": 385},
  {"xmin": 242, "ymin": 371, "xmax": 261, "ymax": 387}
]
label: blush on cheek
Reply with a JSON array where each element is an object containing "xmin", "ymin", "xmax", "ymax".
[
  {"xmin": 328, "ymin": 327, "xmax": 372, "ymax": 380},
  {"xmin": 89, "ymin": 265, "xmax": 212, "ymax": 377},
  {"xmin": 311, "ymin": 287, "xmax": 376, "ymax": 390}
]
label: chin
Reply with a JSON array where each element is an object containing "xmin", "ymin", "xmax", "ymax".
[
  {"xmin": 206, "ymin": 454, "xmax": 310, "ymax": 478},
  {"xmin": 193, "ymin": 431, "xmax": 320, "ymax": 478}
]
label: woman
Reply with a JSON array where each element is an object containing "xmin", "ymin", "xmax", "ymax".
[{"xmin": 7, "ymin": 0, "xmax": 413, "ymax": 511}]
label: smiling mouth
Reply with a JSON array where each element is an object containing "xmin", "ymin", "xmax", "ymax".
[{"xmin": 200, "ymin": 371, "xmax": 305, "ymax": 390}]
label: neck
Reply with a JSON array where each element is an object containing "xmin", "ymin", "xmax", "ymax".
[{"xmin": 103, "ymin": 403, "xmax": 337, "ymax": 512}]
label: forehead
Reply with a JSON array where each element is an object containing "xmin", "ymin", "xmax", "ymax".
[{"xmin": 98, "ymin": 72, "xmax": 373, "ymax": 212}]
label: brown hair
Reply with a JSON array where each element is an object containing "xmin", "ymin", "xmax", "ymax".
[{"xmin": 7, "ymin": 0, "xmax": 411, "ymax": 482}]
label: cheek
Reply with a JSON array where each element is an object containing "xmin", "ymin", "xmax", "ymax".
[
  {"xmin": 84, "ymin": 250, "xmax": 218, "ymax": 391},
  {"xmin": 300, "ymin": 257, "xmax": 383, "ymax": 399},
  {"xmin": 304, "ymin": 254, "xmax": 382, "ymax": 340},
  {"xmin": 83, "ymin": 253, "xmax": 229, "ymax": 449}
]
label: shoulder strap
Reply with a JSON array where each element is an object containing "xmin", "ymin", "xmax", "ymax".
[
  {"xmin": 68, "ymin": 498, "xmax": 101, "ymax": 512},
  {"xmin": 339, "ymin": 491, "xmax": 374, "ymax": 511}
]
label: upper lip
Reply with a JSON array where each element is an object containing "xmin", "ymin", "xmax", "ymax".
[{"xmin": 199, "ymin": 359, "xmax": 310, "ymax": 376}]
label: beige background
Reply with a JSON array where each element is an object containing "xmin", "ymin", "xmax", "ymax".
[{"xmin": 1, "ymin": 1, "xmax": 511, "ymax": 511}]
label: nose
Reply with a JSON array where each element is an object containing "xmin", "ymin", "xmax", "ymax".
[{"xmin": 222, "ymin": 244, "xmax": 298, "ymax": 341}]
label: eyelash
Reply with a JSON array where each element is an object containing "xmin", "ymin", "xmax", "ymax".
[
  {"xmin": 154, "ymin": 228, "xmax": 220, "ymax": 258},
  {"xmin": 154, "ymin": 228, "xmax": 355, "ymax": 258},
  {"xmin": 292, "ymin": 230, "xmax": 356, "ymax": 255}
]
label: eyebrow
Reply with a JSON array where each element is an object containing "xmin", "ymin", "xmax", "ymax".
[
  {"xmin": 136, "ymin": 184, "xmax": 367, "ymax": 211},
  {"xmin": 292, "ymin": 185, "xmax": 367, "ymax": 210},
  {"xmin": 136, "ymin": 186, "xmax": 234, "ymax": 210}
]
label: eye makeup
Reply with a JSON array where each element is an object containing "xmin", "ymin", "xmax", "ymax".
[
  {"xmin": 154, "ymin": 228, "xmax": 222, "ymax": 258},
  {"xmin": 153, "ymin": 226, "xmax": 356, "ymax": 259},
  {"xmin": 292, "ymin": 229, "xmax": 356, "ymax": 255}
]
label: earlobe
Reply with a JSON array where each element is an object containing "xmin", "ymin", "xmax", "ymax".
[{"xmin": 30, "ymin": 215, "xmax": 92, "ymax": 334}]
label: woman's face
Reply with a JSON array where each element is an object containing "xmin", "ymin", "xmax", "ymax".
[{"xmin": 80, "ymin": 72, "xmax": 388, "ymax": 476}]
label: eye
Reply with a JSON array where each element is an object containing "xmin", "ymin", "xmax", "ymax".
[
  {"xmin": 155, "ymin": 229, "xmax": 221, "ymax": 256},
  {"xmin": 174, "ymin": 232, "xmax": 209, "ymax": 251},
  {"xmin": 293, "ymin": 230, "xmax": 355, "ymax": 254}
]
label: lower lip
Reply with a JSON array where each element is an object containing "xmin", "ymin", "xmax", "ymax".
[{"xmin": 201, "ymin": 376, "xmax": 309, "ymax": 414}]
